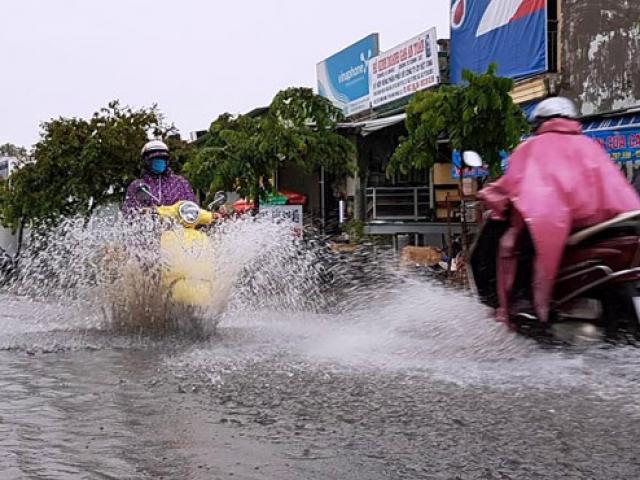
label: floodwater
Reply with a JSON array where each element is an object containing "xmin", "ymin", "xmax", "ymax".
[{"xmin": 1, "ymin": 216, "xmax": 640, "ymax": 479}]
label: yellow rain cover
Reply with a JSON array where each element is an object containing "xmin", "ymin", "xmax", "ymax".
[{"xmin": 160, "ymin": 228, "xmax": 215, "ymax": 308}]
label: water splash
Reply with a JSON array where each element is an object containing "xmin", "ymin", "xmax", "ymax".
[
  {"xmin": 5, "ymin": 210, "xmax": 345, "ymax": 336},
  {"xmin": 0, "ymin": 207, "xmax": 541, "ymax": 368},
  {"xmin": 172, "ymin": 279, "xmax": 640, "ymax": 399}
]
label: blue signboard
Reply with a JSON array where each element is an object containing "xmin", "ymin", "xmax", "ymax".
[
  {"xmin": 317, "ymin": 34, "xmax": 379, "ymax": 117},
  {"xmin": 452, "ymin": 150, "xmax": 509, "ymax": 178},
  {"xmin": 585, "ymin": 129, "xmax": 640, "ymax": 163},
  {"xmin": 582, "ymin": 114, "xmax": 640, "ymax": 163},
  {"xmin": 451, "ymin": 151, "xmax": 489, "ymax": 178},
  {"xmin": 450, "ymin": 0, "xmax": 548, "ymax": 84}
]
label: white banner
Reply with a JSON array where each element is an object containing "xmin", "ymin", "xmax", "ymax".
[
  {"xmin": 369, "ymin": 28, "xmax": 440, "ymax": 109},
  {"xmin": 259, "ymin": 205, "xmax": 303, "ymax": 229}
]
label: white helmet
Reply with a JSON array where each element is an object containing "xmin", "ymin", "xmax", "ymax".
[
  {"xmin": 141, "ymin": 140, "xmax": 169, "ymax": 159},
  {"xmin": 529, "ymin": 97, "xmax": 579, "ymax": 124}
]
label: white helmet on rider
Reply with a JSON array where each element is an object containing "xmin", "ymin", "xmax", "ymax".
[
  {"xmin": 141, "ymin": 140, "xmax": 170, "ymax": 174},
  {"xmin": 141, "ymin": 140, "xmax": 169, "ymax": 159},
  {"xmin": 529, "ymin": 97, "xmax": 579, "ymax": 130}
]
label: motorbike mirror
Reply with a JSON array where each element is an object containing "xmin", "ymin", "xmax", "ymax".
[
  {"xmin": 136, "ymin": 185, "xmax": 157, "ymax": 203},
  {"xmin": 208, "ymin": 191, "xmax": 227, "ymax": 210},
  {"xmin": 462, "ymin": 151, "xmax": 483, "ymax": 168},
  {"xmin": 136, "ymin": 185, "xmax": 160, "ymax": 203}
]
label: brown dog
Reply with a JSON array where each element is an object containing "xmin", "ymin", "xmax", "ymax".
[{"xmin": 400, "ymin": 246, "xmax": 444, "ymax": 268}]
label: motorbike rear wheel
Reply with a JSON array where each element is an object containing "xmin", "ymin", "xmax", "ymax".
[{"xmin": 600, "ymin": 283, "xmax": 640, "ymax": 341}]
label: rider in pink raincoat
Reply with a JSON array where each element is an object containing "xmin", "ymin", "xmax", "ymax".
[{"xmin": 478, "ymin": 97, "xmax": 640, "ymax": 323}]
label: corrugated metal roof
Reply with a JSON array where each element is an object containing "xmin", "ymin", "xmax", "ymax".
[{"xmin": 583, "ymin": 113, "xmax": 640, "ymax": 133}]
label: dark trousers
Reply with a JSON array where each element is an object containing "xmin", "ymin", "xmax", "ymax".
[{"xmin": 510, "ymin": 228, "xmax": 535, "ymax": 310}]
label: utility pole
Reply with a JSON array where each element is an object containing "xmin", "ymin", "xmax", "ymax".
[{"xmin": 320, "ymin": 166, "xmax": 326, "ymax": 234}]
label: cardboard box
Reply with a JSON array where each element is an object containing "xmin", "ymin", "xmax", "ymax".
[
  {"xmin": 462, "ymin": 178, "xmax": 478, "ymax": 195},
  {"xmin": 433, "ymin": 163, "xmax": 481, "ymax": 193},
  {"xmin": 433, "ymin": 163, "xmax": 457, "ymax": 185},
  {"xmin": 436, "ymin": 208, "xmax": 455, "ymax": 220},
  {"xmin": 435, "ymin": 189, "xmax": 459, "ymax": 202},
  {"xmin": 436, "ymin": 202, "xmax": 477, "ymax": 222}
]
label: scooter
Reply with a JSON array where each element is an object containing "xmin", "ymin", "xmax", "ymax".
[
  {"xmin": 135, "ymin": 186, "xmax": 227, "ymax": 333},
  {"xmin": 470, "ymin": 213, "xmax": 640, "ymax": 336},
  {"xmin": 464, "ymin": 151, "xmax": 640, "ymax": 338}
]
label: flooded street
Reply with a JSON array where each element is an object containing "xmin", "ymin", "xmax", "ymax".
[
  {"xmin": 1, "ymin": 216, "xmax": 639, "ymax": 479},
  {"xmin": 3, "ymin": 0, "xmax": 640, "ymax": 478},
  {"xmin": 2, "ymin": 277, "xmax": 640, "ymax": 479}
]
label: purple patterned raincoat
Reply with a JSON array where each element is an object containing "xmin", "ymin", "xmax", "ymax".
[{"xmin": 123, "ymin": 167, "xmax": 197, "ymax": 213}]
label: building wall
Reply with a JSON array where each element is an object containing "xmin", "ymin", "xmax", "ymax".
[
  {"xmin": 0, "ymin": 156, "xmax": 19, "ymax": 180},
  {"xmin": 559, "ymin": 0, "xmax": 640, "ymax": 115},
  {"xmin": 1, "ymin": 157, "xmax": 19, "ymax": 253}
]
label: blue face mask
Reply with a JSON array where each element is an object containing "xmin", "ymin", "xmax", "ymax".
[{"xmin": 150, "ymin": 159, "xmax": 168, "ymax": 174}]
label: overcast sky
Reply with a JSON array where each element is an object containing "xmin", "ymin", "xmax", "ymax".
[{"xmin": 1, "ymin": 0, "xmax": 449, "ymax": 147}]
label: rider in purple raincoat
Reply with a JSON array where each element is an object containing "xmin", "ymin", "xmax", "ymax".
[{"xmin": 123, "ymin": 140, "xmax": 197, "ymax": 214}]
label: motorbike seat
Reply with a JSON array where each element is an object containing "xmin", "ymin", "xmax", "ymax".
[{"xmin": 567, "ymin": 210, "xmax": 640, "ymax": 246}]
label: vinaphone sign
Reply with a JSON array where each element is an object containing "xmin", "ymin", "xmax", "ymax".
[
  {"xmin": 317, "ymin": 28, "xmax": 440, "ymax": 117},
  {"xmin": 317, "ymin": 34, "xmax": 380, "ymax": 117}
]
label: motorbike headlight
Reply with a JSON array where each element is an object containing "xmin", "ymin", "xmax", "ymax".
[{"xmin": 178, "ymin": 201, "xmax": 200, "ymax": 225}]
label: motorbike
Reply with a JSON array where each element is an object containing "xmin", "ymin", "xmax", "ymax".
[
  {"xmin": 133, "ymin": 186, "xmax": 228, "ymax": 334},
  {"xmin": 463, "ymin": 151, "xmax": 640, "ymax": 338}
]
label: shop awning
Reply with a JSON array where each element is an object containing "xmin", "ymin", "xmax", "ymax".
[{"xmin": 337, "ymin": 114, "xmax": 407, "ymax": 136}]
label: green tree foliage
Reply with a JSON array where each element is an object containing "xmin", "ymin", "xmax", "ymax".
[
  {"xmin": 0, "ymin": 143, "xmax": 29, "ymax": 163},
  {"xmin": 183, "ymin": 87, "xmax": 356, "ymax": 205},
  {"xmin": 165, "ymin": 135, "xmax": 196, "ymax": 174},
  {"xmin": 0, "ymin": 101, "xmax": 185, "ymax": 231},
  {"xmin": 387, "ymin": 64, "xmax": 529, "ymax": 178}
]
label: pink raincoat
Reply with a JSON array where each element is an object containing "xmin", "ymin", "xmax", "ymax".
[{"xmin": 478, "ymin": 118, "xmax": 640, "ymax": 322}]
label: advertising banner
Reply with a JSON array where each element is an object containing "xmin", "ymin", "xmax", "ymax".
[
  {"xmin": 450, "ymin": 0, "xmax": 548, "ymax": 84},
  {"xmin": 369, "ymin": 28, "xmax": 440, "ymax": 109},
  {"xmin": 586, "ymin": 129, "xmax": 640, "ymax": 163},
  {"xmin": 317, "ymin": 34, "xmax": 379, "ymax": 117},
  {"xmin": 451, "ymin": 150, "xmax": 510, "ymax": 179},
  {"xmin": 451, "ymin": 151, "xmax": 489, "ymax": 179}
]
